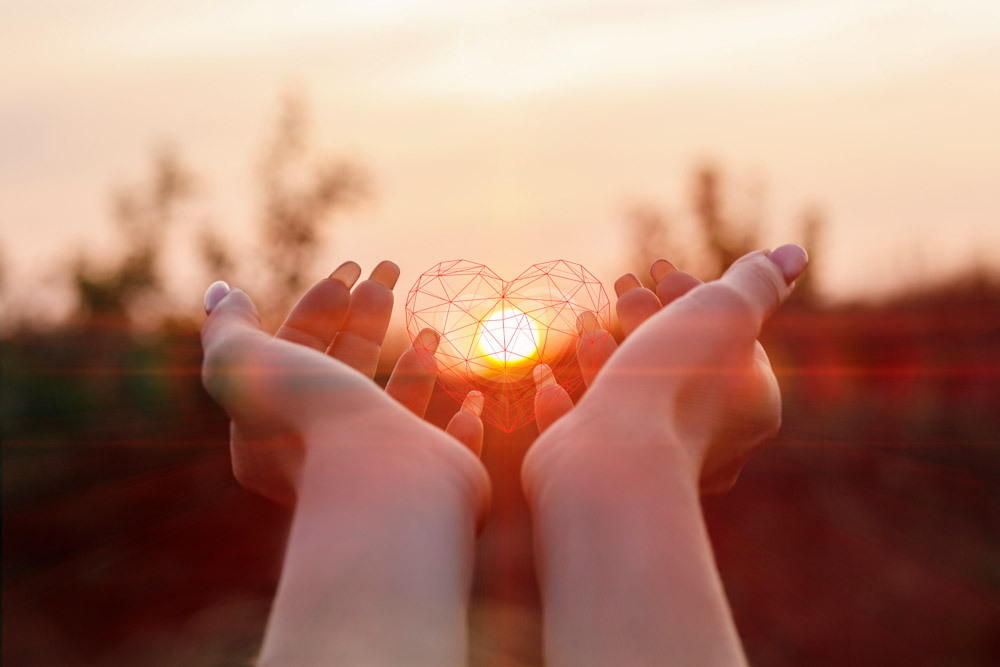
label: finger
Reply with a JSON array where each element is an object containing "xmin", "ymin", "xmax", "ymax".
[
  {"xmin": 654, "ymin": 269, "xmax": 703, "ymax": 307},
  {"xmin": 614, "ymin": 272, "xmax": 662, "ymax": 337},
  {"xmin": 202, "ymin": 284, "xmax": 263, "ymax": 349},
  {"xmin": 446, "ymin": 391, "xmax": 485, "ymax": 457},
  {"xmin": 274, "ymin": 262, "xmax": 360, "ymax": 351},
  {"xmin": 534, "ymin": 364, "xmax": 574, "ymax": 434},
  {"xmin": 201, "ymin": 285, "xmax": 267, "ymax": 403},
  {"xmin": 327, "ymin": 260, "xmax": 400, "ymax": 378},
  {"xmin": 204, "ymin": 280, "xmax": 232, "ymax": 315},
  {"xmin": 576, "ymin": 311, "xmax": 617, "ymax": 388},
  {"xmin": 385, "ymin": 329, "xmax": 439, "ymax": 417},
  {"xmin": 713, "ymin": 244, "xmax": 807, "ymax": 334}
]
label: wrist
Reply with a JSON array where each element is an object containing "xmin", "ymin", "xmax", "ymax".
[
  {"xmin": 522, "ymin": 406, "xmax": 700, "ymax": 515},
  {"xmin": 524, "ymin": 409, "xmax": 747, "ymax": 667},
  {"xmin": 300, "ymin": 410, "xmax": 491, "ymax": 527},
  {"xmin": 264, "ymin": 417, "xmax": 487, "ymax": 667}
]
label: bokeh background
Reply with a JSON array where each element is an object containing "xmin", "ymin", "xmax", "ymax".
[{"xmin": 3, "ymin": 1, "xmax": 999, "ymax": 664}]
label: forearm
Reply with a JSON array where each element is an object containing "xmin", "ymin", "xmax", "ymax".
[
  {"xmin": 526, "ymin": 421, "xmax": 747, "ymax": 667},
  {"xmin": 260, "ymin": 427, "xmax": 483, "ymax": 666}
]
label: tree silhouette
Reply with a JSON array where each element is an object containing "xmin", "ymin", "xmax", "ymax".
[
  {"xmin": 692, "ymin": 164, "xmax": 759, "ymax": 277},
  {"xmin": 257, "ymin": 93, "xmax": 370, "ymax": 316},
  {"xmin": 627, "ymin": 163, "xmax": 822, "ymax": 301},
  {"xmin": 793, "ymin": 204, "xmax": 824, "ymax": 302},
  {"xmin": 71, "ymin": 147, "xmax": 194, "ymax": 323}
]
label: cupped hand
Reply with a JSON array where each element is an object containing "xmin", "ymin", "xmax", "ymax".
[
  {"xmin": 527, "ymin": 245, "xmax": 807, "ymax": 495},
  {"xmin": 201, "ymin": 261, "xmax": 487, "ymax": 508}
]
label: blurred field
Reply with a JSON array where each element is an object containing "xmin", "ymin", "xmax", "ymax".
[
  {"xmin": 6, "ymin": 3, "xmax": 1000, "ymax": 664},
  {"xmin": 3, "ymin": 283, "xmax": 999, "ymax": 666}
]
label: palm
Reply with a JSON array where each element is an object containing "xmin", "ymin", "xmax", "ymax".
[
  {"xmin": 532, "ymin": 247, "xmax": 804, "ymax": 494},
  {"xmin": 203, "ymin": 261, "xmax": 485, "ymax": 507}
]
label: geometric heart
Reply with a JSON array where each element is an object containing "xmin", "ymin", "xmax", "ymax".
[{"xmin": 404, "ymin": 260, "xmax": 611, "ymax": 432}]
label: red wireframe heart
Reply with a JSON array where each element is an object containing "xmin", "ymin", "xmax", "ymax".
[{"xmin": 404, "ymin": 260, "xmax": 611, "ymax": 432}]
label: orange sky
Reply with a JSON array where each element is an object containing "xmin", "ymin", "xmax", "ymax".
[{"xmin": 2, "ymin": 1, "xmax": 999, "ymax": 323}]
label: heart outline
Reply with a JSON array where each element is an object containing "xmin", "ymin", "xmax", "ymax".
[{"xmin": 405, "ymin": 260, "xmax": 611, "ymax": 432}]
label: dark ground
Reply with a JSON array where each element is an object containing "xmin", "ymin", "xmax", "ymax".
[{"xmin": 3, "ymin": 295, "xmax": 1000, "ymax": 666}]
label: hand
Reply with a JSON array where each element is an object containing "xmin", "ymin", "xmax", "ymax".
[
  {"xmin": 201, "ymin": 261, "xmax": 488, "ymax": 508},
  {"xmin": 527, "ymin": 245, "xmax": 808, "ymax": 495}
]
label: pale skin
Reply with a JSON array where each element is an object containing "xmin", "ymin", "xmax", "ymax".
[{"xmin": 200, "ymin": 244, "xmax": 807, "ymax": 665}]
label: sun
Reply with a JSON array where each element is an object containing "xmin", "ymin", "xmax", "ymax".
[{"xmin": 478, "ymin": 308, "xmax": 540, "ymax": 365}]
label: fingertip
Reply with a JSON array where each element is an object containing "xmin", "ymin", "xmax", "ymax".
[
  {"xmin": 329, "ymin": 261, "xmax": 362, "ymax": 289},
  {"xmin": 766, "ymin": 244, "xmax": 808, "ymax": 284},
  {"xmin": 204, "ymin": 280, "xmax": 231, "ymax": 315},
  {"xmin": 462, "ymin": 390, "xmax": 484, "ymax": 417},
  {"xmin": 416, "ymin": 328, "xmax": 440, "ymax": 354},
  {"xmin": 715, "ymin": 247, "xmax": 800, "ymax": 328},
  {"xmin": 615, "ymin": 285, "xmax": 662, "ymax": 337},
  {"xmin": 576, "ymin": 310, "xmax": 598, "ymax": 335},
  {"xmin": 370, "ymin": 260, "xmax": 401, "ymax": 289},
  {"xmin": 534, "ymin": 379, "xmax": 574, "ymax": 434},
  {"xmin": 649, "ymin": 258, "xmax": 676, "ymax": 283},
  {"xmin": 655, "ymin": 270, "xmax": 703, "ymax": 306},
  {"xmin": 533, "ymin": 363, "xmax": 555, "ymax": 389},
  {"xmin": 447, "ymin": 409, "xmax": 484, "ymax": 457},
  {"xmin": 613, "ymin": 272, "xmax": 642, "ymax": 297}
]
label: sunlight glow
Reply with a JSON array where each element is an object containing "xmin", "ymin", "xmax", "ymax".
[{"xmin": 478, "ymin": 308, "xmax": 539, "ymax": 365}]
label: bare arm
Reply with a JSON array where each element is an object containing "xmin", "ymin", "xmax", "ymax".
[
  {"xmin": 526, "ymin": 422, "xmax": 746, "ymax": 667},
  {"xmin": 200, "ymin": 265, "xmax": 490, "ymax": 666},
  {"xmin": 260, "ymin": 420, "xmax": 487, "ymax": 666},
  {"xmin": 526, "ymin": 245, "xmax": 808, "ymax": 666}
]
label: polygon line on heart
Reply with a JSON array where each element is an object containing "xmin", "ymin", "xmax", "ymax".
[{"xmin": 404, "ymin": 260, "xmax": 611, "ymax": 432}]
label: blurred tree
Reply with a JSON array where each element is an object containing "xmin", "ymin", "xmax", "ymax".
[
  {"xmin": 692, "ymin": 163, "xmax": 759, "ymax": 277},
  {"xmin": 627, "ymin": 163, "xmax": 823, "ymax": 302},
  {"xmin": 197, "ymin": 223, "xmax": 235, "ymax": 280},
  {"xmin": 628, "ymin": 163, "xmax": 758, "ymax": 283},
  {"xmin": 257, "ymin": 92, "xmax": 370, "ymax": 317},
  {"xmin": 793, "ymin": 204, "xmax": 824, "ymax": 302},
  {"xmin": 71, "ymin": 147, "xmax": 194, "ymax": 323},
  {"xmin": 627, "ymin": 203, "xmax": 685, "ymax": 287}
]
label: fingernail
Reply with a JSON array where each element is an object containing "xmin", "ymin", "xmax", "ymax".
[
  {"xmin": 650, "ymin": 259, "xmax": 676, "ymax": 283},
  {"xmin": 767, "ymin": 244, "xmax": 809, "ymax": 284},
  {"xmin": 416, "ymin": 328, "xmax": 440, "ymax": 353},
  {"xmin": 370, "ymin": 260, "xmax": 400, "ymax": 289},
  {"xmin": 463, "ymin": 391, "xmax": 484, "ymax": 417},
  {"xmin": 533, "ymin": 364, "xmax": 555, "ymax": 388},
  {"xmin": 204, "ymin": 280, "xmax": 231, "ymax": 314},
  {"xmin": 576, "ymin": 310, "xmax": 598, "ymax": 335},
  {"xmin": 329, "ymin": 261, "xmax": 362, "ymax": 289},
  {"xmin": 614, "ymin": 273, "xmax": 642, "ymax": 297}
]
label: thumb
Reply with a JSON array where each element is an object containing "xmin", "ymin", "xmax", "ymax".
[
  {"xmin": 201, "ymin": 283, "xmax": 264, "ymax": 349},
  {"xmin": 201, "ymin": 284, "xmax": 267, "ymax": 405},
  {"xmin": 715, "ymin": 244, "xmax": 808, "ymax": 334},
  {"xmin": 534, "ymin": 364, "xmax": 574, "ymax": 434}
]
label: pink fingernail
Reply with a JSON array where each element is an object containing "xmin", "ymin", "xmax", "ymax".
[
  {"xmin": 329, "ymin": 262, "xmax": 362, "ymax": 289},
  {"xmin": 650, "ymin": 258, "xmax": 676, "ymax": 283},
  {"xmin": 614, "ymin": 273, "xmax": 642, "ymax": 297},
  {"xmin": 370, "ymin": 260, "xmax": 401, "ymax": 289},
  {"xmin": 204, "ymin": 281, "xmax": 231, "ymax": 314},
  {"xmin": 767, "ymin": 244, "xmax": 808, "ymax": 284}
]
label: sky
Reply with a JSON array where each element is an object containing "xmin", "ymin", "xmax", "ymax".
[{"xmin": 2, "ymin": 0, "xmax": 999, "ymax": 324}]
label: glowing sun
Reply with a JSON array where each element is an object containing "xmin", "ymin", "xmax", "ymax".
[{"xmin": 478, "ymin": 308, "xmax": 540, "ymax": 365}]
